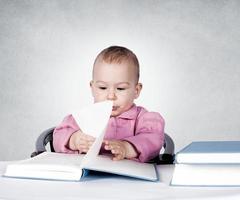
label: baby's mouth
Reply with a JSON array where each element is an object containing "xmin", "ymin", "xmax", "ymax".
[{"xmin": 112, "ymin": 106, "xmax": 119, "ymax": 111}]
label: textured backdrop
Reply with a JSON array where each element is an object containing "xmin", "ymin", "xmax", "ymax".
[{"xmin": 0, "ymin": 0, "xmax": 240, "ymax": 160}]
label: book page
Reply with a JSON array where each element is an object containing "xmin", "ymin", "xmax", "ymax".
[
  {"xmin": 4, "ymin": 153, "xmax": 86, "ymax": 181},
  {"xmin": 72, "ymin": 101, "xmax": 112, "ymax": 138},
  {"xmin": 84, "ymin": 154, "xmax": 158, "ymax": 181},
  {"xmin": 72, "ymin": 101, "xmax": 112, "ymax": 167},
  {"xmin": 80, "ymin": 127, "xmax": 107, "ymax": 167}
]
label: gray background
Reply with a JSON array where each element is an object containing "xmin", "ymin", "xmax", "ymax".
[{"xmin": 0, "ymin": 0, "xmax": 240, "ymax": 161}]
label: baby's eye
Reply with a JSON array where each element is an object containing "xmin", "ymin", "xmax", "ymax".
[
  {"xmin": 117, "ymin": 88, "xmax": 126, "ymax": 91},
  {"xmin": 99, "ymin": 87, "xmax": 107, "ymax": 90}
]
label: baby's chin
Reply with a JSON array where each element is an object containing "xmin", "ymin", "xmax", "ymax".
[
  {"xmin": 110, "ymin": 112, "xmax": 119, "ymax": 117},
  {"xmin": 110, "ymin": 110, "xmax": 122, "ymax": 117},
  {"xmin": 110, "ymin": 105, "xmax": 134, "ymax": 117}
]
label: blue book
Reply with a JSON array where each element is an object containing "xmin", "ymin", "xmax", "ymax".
[{"xmin": 175, "ymin": 141, "xmax": 240, "ymax": 164}]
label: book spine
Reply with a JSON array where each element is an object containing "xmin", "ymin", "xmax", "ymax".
[{"xmin": 82, "ymin": 169, "xmax": 90, "ymax": 178}]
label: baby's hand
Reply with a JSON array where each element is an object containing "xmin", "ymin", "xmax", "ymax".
[
  {"xmin": 69, "ymin": 130, "xmax": 95, "ymax": 153},
  {"xmin": 103, "ymin": 140, "xmax": 138, "ymax": 161}
]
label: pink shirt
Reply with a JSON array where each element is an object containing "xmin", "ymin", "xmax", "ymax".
[{"xmin": 53, "ymin": 104, "xmax": 165, "ymax": 162}]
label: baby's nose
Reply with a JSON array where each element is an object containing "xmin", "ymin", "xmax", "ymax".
[{"xmin": 107, "ymin": 90, "xmax": 117, "ymax": 100}]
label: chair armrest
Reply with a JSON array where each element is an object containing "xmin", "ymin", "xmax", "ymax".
[
  {"xmin": 148, "ymin": 133, "xmax": 175, "ymax": 164},
  {"xmin": 31, "ymin": 127, "xmax": 55, "ymax": 157},
  {"xmin": 163, "ymin": 133, "xmax": 175, "ymax": 155}
]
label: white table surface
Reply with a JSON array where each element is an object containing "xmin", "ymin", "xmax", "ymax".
[{"xmin": 0, "ymin": 161, "xmax": 240, "ymax": 200}]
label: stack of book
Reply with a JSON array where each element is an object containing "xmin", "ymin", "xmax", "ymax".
[{"xmin": 171, "ymin": 141, "xmax": 240, "ymax": 186}]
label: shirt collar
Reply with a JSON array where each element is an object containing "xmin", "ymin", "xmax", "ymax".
[{"xmin": 116, "ymin": 104, "xmax": 138, "ymax": 120}]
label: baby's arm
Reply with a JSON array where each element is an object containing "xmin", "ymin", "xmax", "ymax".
[
  {"xmin": 103, "ymin": 140, "xmax": 138, "ymax": 161},
  {"xmin": 123, "ymin": 111, "xmax": 165, "ymax": 162}
]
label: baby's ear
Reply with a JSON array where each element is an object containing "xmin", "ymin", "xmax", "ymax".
[
  {"xmin": 90, "ymin": 80, "xmax": 94, "ymax": 97},
  {"xmin": 135, "ymin": 83, "xmax": 142, "ymax": 99},
  {"xmin": 90, "ymin": 80, "xmax": 93, "ymax": 87}
]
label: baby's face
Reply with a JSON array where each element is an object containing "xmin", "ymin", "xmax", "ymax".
[{"xmin": 90, "ymin": 60, "xmax": 142, "ymax": 117}]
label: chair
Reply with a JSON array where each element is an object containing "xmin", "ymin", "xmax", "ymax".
[{"xmin": 31, "ymin": 127, "xmax": 175, "ymax": 164}]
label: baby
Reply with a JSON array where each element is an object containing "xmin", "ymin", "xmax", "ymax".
[{"xmin": 53, "ymin": 46, "xmax": 165, "ymax": 162}]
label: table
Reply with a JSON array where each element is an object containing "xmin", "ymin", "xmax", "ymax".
[{"xmin": 0, "ymin": 161, "xmax": 240, "ymax": 200}]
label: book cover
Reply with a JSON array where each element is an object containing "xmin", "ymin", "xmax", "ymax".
[
  {"xmin": 171, "ymin": 163, "xmax": 240, "ymax": 186},
  {"xmin": 175, "ymin": 141, "xmax": 240, "ymax": 164}
]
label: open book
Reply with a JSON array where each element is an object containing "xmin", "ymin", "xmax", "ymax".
[{"xmin": 3, "ymin": 101, "xmax": 158, "ymax": 182}]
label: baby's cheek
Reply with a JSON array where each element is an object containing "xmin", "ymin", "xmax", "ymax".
[{"xmin": 94, "ymin": 94, "xmax": 107, "ymax": 102}]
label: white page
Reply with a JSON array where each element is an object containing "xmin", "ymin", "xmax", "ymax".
[
  {"xmin": 4, "ymin": 153, "xmax": 86, "ymax": 181},
  {"xmin": 80, "ymin": 127, "xmax": 107, "ymax": 167},
  {"xmin": 72, "ymin": 101, "xmax": 113, "ymax": 138},
  {"xmin": 84, "ymin": 154, "xmax": 158, "ymax": 181},
  {"xmin": 72, "ymin": 101, "xmax": 113, "ymax": 167}
]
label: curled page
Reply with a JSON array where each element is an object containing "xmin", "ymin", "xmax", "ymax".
[
  {"xmin": 71, "ymin": 101, "xmax": 113, "ymax": 166},
  {"xmin": 72, "ymin": 101, "xmax": 112, "ymax": 138}
]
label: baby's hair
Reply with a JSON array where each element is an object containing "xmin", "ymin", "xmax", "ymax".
[{"xmin": 93, "ymin": 46, "xmax": 140, "ymax": 82}]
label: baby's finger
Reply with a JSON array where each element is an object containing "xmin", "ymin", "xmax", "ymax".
[
  {"xmin": 76, "ymin": 137, "xmax": 94, "ymax": 147},
  {"xmin": 111, "ymin": 148, "xmax": 121, "ymax": 155},
  {"xmin": 75, "ymin": 141, "xmax": 89, "ymax": 150},
  {"xmin": 77, "ymin": 139, "xmax": 89, "ymax": 146},
  {"xmin": 113, "ymin": 154, "xmax": 124, "ymax": 161},
  {"xmin": 80, "ymin": 133, "xmax": 95, "ymax": 141},
  {"xmin": 106, "ymin": 144, "xmax": 118, "ymax": 151},
  {"xmin": 87, "ymin": 141, "xmax": 94, "ymax": 147},
  {"xmin": 85, "ymin": 133, "xmax": 95, "ymax": 140},
  {"xmin": 103, "ymin": 140, "xmax": 109, "ymax": 145},
  {"xmin": 104, "ymin": 144, "xmax": 112, "ymax": 150},
  {"xmin": 76, "ymin": 140, "xmax": 90, "ymax": 148},
  {"xmin": 81, "ymin": 147, "xmax": 89, "ymax": 153}
]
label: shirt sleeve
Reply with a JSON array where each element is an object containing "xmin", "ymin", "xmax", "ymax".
[
  {"xmin": 52, "ymin": 114, "xmax": 80, "ymax": 153},
  {"xmin": 123, "ymin": 111, "xmax": 165, "ymax": 163}
]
